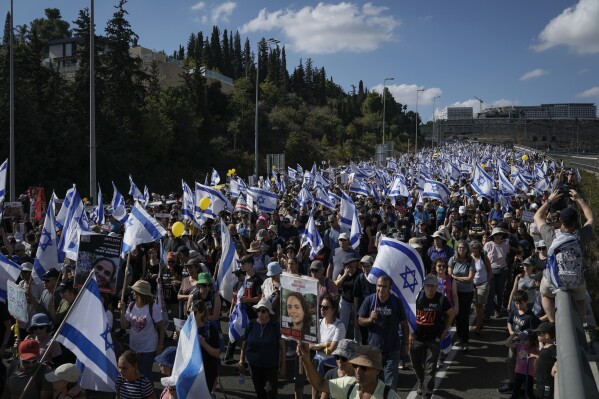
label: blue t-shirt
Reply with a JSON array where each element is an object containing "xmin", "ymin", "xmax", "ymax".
[
  {"xmin": 244, "ymin": 319, "xmax": 281, "ymax": 368},
  {"xmin": 358, "ymin": 294, "xmax": 405, "ymax": 353}
]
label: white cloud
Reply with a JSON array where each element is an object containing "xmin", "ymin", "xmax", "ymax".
[
  {"xmin": 212, "ymin": 1, "xmax": 237, "ymax": 23},
  {"xmin": 532, "ymin": 0, "xmax": 599, "ymax": 54},
  {"xmin": 577, "ymin": 86, "xmax": 599, "ymax": 98},
  {"xmin": 240, "ymin": 2, "xmax": 399, "ymax": 55},
  {"xmin": 520, "ymin": 68, "xmax": 549, "ymax": 81},
  {"xmin": 578, "ymin": 68, "xmax": 591, "ymax": 75},
  {"xmin": 372, "ymin": 84, "xmax": 442, "ymax": 106},
  {"xmin": 190, "ymin": 1, "xmax": 206, "ymax": 11}
]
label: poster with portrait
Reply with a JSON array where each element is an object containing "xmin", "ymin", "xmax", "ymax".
[
  {"xmin": 75, "ymin": 233, "xmax": 123, "ymax": 294},
  {"xmin": 280, "ymin": 273, "xmax": 319, "ymax": 343}
]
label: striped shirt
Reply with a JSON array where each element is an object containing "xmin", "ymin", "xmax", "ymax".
[{"xmin": 116, "ymin": 374, "xmax": 155, "ymax": 399}]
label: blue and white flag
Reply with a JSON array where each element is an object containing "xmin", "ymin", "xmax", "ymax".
[
  {"xmin": 389, "ymin": 175, "xmax": 410, "ymax": 198},
  {"xmin": 195, "ymin": 182, "xmax": 233, "ymax": 222},
  {"xmin": 211, "ymin": 168, "xmax": 221, "ymax": 186},
  {"xmin": 128, "ymin": 175, "xmax": 145, "ymax": 204},
  {"xmin": 348, "ymin": 177, "xmax": 371, "ymax": 197},
  {"xmin": 327, "ymin": 191, "xmax": 341, "ymax": 208},
  {"xmin": 110, "ymin": 182, "xmax": 127, "ymax": 222},
  {"xmin": 546, "ymin": 233, "xmax": 579, "ymax": 292},
  {"xmin": 181, "ymin": 180, "xmax": 195, "ymax": 222},
  {"xmin": 512, "ymin": 173, "xmax": 529, "ymax": 192},
  {"xmin": 0, "ymin": 253, "xmax": 21, "ymax": 302},
  {"xmin": 367, "ymin": 237, "xmax": 425, "ymax": 332},
  {"xmin": 229, "ymin": 282, "xmax": 248, "ymax": 342},
  {"xmin": 297, "ymin": 187, "xmax": 313, "ymax": 207},
  {"xmin": 56, "ymin": 273, "xmax": 118, "ymax": 391},
  {"xmin": 422, "ymin": 178, "xmax": 451, "ymax": 204},
  {"xmin": 33, "ymin": 200, "xmax": 58, "ymax": 283},
  {"xmin": 297, "ymin": 164, "xmax": 304, "ymax": 175},
  {"xmin": 497, "ymin": 158, "xmax": 511, "ymax": 175},
  {"xmin": 301, "ymin": 214, "xmax": 324, "ymax": 260},
  {"xmin": 0, "ymin": 158, "xmax": 7, "ymax": 204},
  {"xmin": 122, "ymin": 202, "xmax": 167, "ymax": 255},
  {"xmin": 246, "ymin": 187, "xmax": 278, "ymax": 214},
  {"xmin": 533, "ymin": 177, "xmax": 551, "ymax": 195},
  {"xmin": 498, "ymin": 170, "xmax": 516, "ymax": 197},
  {"xmin": 314, "ymin": 186, "xmax": 335, "ymax": 211},
  {"xmin": 89, "ymin": 186, "xmax": 105, "ymax": 225},
  {"xmin": 161, "ymin": 314, "xmax": 213, "ymax": 398},
  {"xmin": 340, "ymin": 191, "xmax": 361, "ymax": 249},
  {"xmin": 216, "ymin": 220, "xmax": 238, "ymax": 303},
  {"xmin": 58, "ymin": 190, "xmax": 90, "ymax": 262},
  {"xmin": 229, "ymin": 178, "xmax": 241, "ymax": 198},
  {"xmin": 56, "ymin": 186, "xmax": 76, "ymax": 230},
  {"xmin": 471, "ymin": 164, "xmax": 494, "ymax": 198},
  {"xmin": 287, "ymin": 167, "xmax": 298, "ymax": 181},
  {"xmin": 143, "ymin": 186, "xmax": 150, "ymax": 207}
]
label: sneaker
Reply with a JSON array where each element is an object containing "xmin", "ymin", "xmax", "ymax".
[
  {"xmin": 417, "ymin": 384, "xmax": 424, "ymax": 395},
  {"xmin": 462, "ymin": 345, "xmax": 469, "ymax": 351},
  {"xmin": 437, "ymin": 353, "xmax": 446, "ymax": 368},
  {"xmin": 497, "ymin": 383, "xmax": 513, "ymax": 394}
]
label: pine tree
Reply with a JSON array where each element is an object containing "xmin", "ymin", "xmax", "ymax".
[
  {"xmin": 210, "ymin": 26, "xmax": 222, "ymax": 72},
  {"xmin": 232, "ymin": 31, "xmax": 242, "ymax": 79},
  {"xmin": 222, "ymin": 29, "xmax": 231, "ymax": 77},
  {"xmin": 187, "ymin": 33, "xmax": 196, "ymax": 60}
]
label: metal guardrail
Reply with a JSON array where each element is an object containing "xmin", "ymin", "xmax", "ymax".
[{"xmin": 554, "ymin": 290, "xmax": 599, "ymax": 398}]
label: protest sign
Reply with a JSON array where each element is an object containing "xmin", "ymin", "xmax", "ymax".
[
  {"xmin": 75, "ymin": 233, "xmax": 123, "ymax": 294},
  {"xmin": 521, "ymin": 210, "xmax": 534, "ymax": 223},
  {"xmin": 2, "ymin": 202, "xmax": 23, "ymax": 220},
  {"xmin": 7, "ymin": 281, "xmax": 28, "ymax": 322},
  {"xmin": 280, "ymin": 273, "xmax": 319, "ymax": 343}
]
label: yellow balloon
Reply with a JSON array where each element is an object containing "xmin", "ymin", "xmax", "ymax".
[
  {"xmin": 231, "ymin": 168, "xmax": 236, "ymax": 174},
  {"xmin": 199, "ymin": 197, "xmax": 211, "ymax": 210},
  {"xmin": 522, "ymin": 154, "xmax": 529, "ymax": 161},
  {"xmin": 481, "ymin": 163, "xmax": 485, "ymax": 168},
  {"xmin": 272, "ymin": 165, "xmax": 277, "ymax": 170},
  {"xmin": 171, "ymin": 221, "xmax": 185, "ymax": 238}
]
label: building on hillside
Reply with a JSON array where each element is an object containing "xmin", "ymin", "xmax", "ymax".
[
  {"xmin": 447, "ymin": 107, "xmax": 473, "ymax": 120},
  {"xmin": 47, "ymin": 37, "xmax": 84, "ymax": 80},
  {"xmin": 128, "ymin": 46, "xmax": 184, "ymax": 87}
]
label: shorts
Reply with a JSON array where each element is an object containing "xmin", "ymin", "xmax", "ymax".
[
  {"xmin": 540, "ymin": 276, "xmax": 587, "ymax": 301},
  {"xmin": 474, "ymin": 282, "xmax": 490, "ymax": 305}
]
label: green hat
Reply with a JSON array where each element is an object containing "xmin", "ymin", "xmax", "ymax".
[{"xmin": 197, "ymin": 272, "xmax": 212, "ymax": 285}]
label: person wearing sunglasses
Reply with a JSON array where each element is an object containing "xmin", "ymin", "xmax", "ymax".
[
  {"xmin": 299, "ymin": 343, "xmax": 400, "ymax": 399},
  {"xmin": 238, "ymin": 298, "xmax": 286, "ymax": 399},
  {"xmin": 20, "ymin": 313, "xmax": 62, "ymax": 365},
  {"xmin": 5, "ymin": 339, "xmax": 53, "ymax": 399},
  {"xmin": 323, "ymin": 339, "xmax": 357, "ymax": 381}
]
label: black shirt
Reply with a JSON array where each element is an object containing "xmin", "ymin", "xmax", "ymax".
[
  {"xmin": 534, "ymin": 344, "xmax": 556, "ymax": 394},
  {"xmin": 243, "ymin": 274, "xmax": 263, "ymax": 319},
  {"xmin": 340, "ymin": 272, "xmax": 359, "ymax": 303}
]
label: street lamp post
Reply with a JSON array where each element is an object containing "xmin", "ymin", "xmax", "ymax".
[
  {"xmin": 415, "ymin": 89, "xmax": 424, "ymax": 154},
  {"xmin": 90, "ymin": 0, "xmax": 97, "ymax": 204},
  {"xmin": 432, "ymin": 95, "xmax": 439, "ymax": 147},
  {"xmin": 9, "ymin": 0, "xmax": 14, "ymax": 201},
  {"xmin": 407, "ymin": 138, "xmax": 411, "ymax": 154},
  {"xmin": 382, "ymin": 77, "xmax": 394, "ymax": 145},
  {"xmin": 254, "ymin": 38, "xmax": 279, "ymax": 180}
]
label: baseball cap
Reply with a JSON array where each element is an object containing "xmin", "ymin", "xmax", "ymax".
[
  {"xmin": 56, "ymin": 279, "xmax": 74, "ymax": 293},
  {"xmin": 331, "ymin": 339, "xmax": 357, "ymax": 359},
  {"xmin": 532, "ymin": 322, "xmax": 555, "ymax": 335},
  {"xmin": 154, "ymin": 346, "xmax": 177, "ymax": 369},
  {"xmin": 43, "ymin": 268, "xmax": 60, "ymax": 279},
  {"xmin": 423, "ymin": 274, "xmax": 438, "ymax": 286},
  {"xmin": 560, "ymin": 207, "xmax": 577, "ymax": 226},
  {"xmin": 310, "ymin": 260, "xmax": 325, "ymax": 270},
  {"xmin": 18, "ymin": 339, "xmax": 40, "ymax": 360},
  {"xmin": 338, "ymin": 233, "xmax": 349, "ymax": 241},
  {"xmin": 45, "ymin": 363, "xmax": 81, "ymax": 383}
]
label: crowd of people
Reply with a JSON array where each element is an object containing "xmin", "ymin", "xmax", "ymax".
[{"xmin": 0, "ymin": 144, "xmax": 595, "ymax": 399}]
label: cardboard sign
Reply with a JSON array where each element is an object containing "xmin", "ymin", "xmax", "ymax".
[
  {"xmin": 280, "ymin": 274, "xmax": 319, "ymax": 343},
  {"xmin": 75, "ymin": 233, "xmax": 123, "ymax": 294},
  {"xmin": 7, "ymin": 281, "xmax": 28, "ymax": 323},
  {"xmin": 521, "ymin": 211, "xmax": 535, "ymax": 223},
  {"xmin": 2, "ymin": 202, "xmax": 23, "ymax": 220}
]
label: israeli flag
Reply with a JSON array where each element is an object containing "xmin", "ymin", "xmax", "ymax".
[
  {"xmin": 301, "ymin": 214, "xmax": 324, "ymax": 259},
  {"xmin": 229, "ymin": 178, "xmax": 241, "ymax": 198},
  {"xmin": 327, "ymin": 191, "xmax": 341, "ymax": 208},
  {"xmin": 56, "ymin": 273, "xmax": 118, "ymax": 391},
  {"xmin": 287, "ymin": 167, "xmax": 298, "ymax": 181},
  {"xmin": 181, "ymin": 180, "xmax": 195, "ymax": 223},
  {"xmin": 313, "ymin": 172, "xmax": 331, "ymax": 189},
  {"xmin": 470, "ymin": 164, "xmax": 494, "ymax": 197},
  {"xmin": 89, "ymin": 186, "xmax": 105, "ymax": 225},
  {"xmin": 0, "ymin": 158, "xmax": 7, "ymax": 204},
  {"xmin": 297, "ymin": 164, "xmax": 304, "ymax": 175},
  {"xmin": 279, "ymin": 176, "xmax": 286, "ymax": 193},
  {"xmin": 0, "ymin": 253, "xmax": 21, "ymax": 302},
  {"xmin": 128, "ymin": 175, "xmax": 145, "ymax": 204},
  {"xmin": 211, "ymin": 168, "xmax": 221, "ymax": 186},
  {"xmin": 247, "ymin": 187, "xmax": 278, "ymax": 214},
  {"xmin": 389, "ymin": 175, "xmax": 410, "ymax": 198},
  {"xmin": 512, "ymin": 173, "xmax": 529, "ymax": 192},
  {"xmin": 110, "ymin": 182, "xmax": 127, "ymax": 222},
  {"xmin": 422, "ymin": 178, "xmax": 451, "ymax": 204},
  {"xmin": 143, "ymin": 186, "xmax": 150, "ymax": 207},
  {"xmin": 56, "ymin": 186, "xmax": 77, "ymax": 230},
  {"xmin": 303, "ymin": 170, "xmax": 313, "ymax": 187},
  {"xmin": 546, "ymin": 233, "xmax": 579, "ymax": 292},
  {"xmin": 229, "ymin": 282, "xmax": 249, "ymax": 342},
  {"xmin": 340, "ymin": 191, "xmax": 362, "ymax": 249},
  {"xmin": 216, "ymin": 219, "xmax": 239, "ymax": 303},
  {"xmin": 533, "ymin": 177, "xmax": 551, "ymax": 195},
  {"xmin": 367, "ymin": 237, "xmax": 425, "ymax": 332},
  {"xmin": 58, "ymin": 190, "xmax": 90, "ymax": 262},
  {"xmin": 297, "ymin": 187, "xmax": 313, "ymax": 207},
  {"xmin": 497, "ymin": 158, "xmax": 511, "ymax": 175},
  {"xmin": 122, "ymin": 202, "xmax": 167, "ymax": 255},
  {"xmin": 348, "ymin": 177, "xmax": 371, "ymax": 197},
  {"xmin": 314, "ymin": 186, "xmax": 335, "ymax": 211},
  {"xmin": 195, "ymin": 182, "xmax": 233, "ymax": 222},
  {"xmin": 498, "ymin": 170, "xmax": 516, "ymax": 197},
  {"xmin": 33, "ymin": 200, "xmax": 58, "ymax": 283}
]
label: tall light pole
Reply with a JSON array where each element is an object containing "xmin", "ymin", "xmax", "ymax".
[
  {"xmin": 432, "ymin": 95, "xmax": 440, "ymax": 147},
  {"xmin": 9, "ymin": 0, "xmax": 14, "ymax": 201},
  {"xmin": 382, "ymin": 77, "xmax": 394, "ymax": 145},
  {"xmin": 415, "ymin": 89, "xmax": 424, "ymax": 155},
  {"xmin": 254, "ymin": 38, "xmax": 279, "ymax": 180},
  {"xmin": 90, "ymin": 0, "xmax": 97, "ymax": 204}
]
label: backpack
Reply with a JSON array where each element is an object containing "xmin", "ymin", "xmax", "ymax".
[
  {"xmin": 547, "ymin": 233, "xmax": 584, "ymax": 290},
  {"xmin": 347, "ymin": 381, "xmax": 391, "ymax": 399}
]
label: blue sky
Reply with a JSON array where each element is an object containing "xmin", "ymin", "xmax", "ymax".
[{"xmin": 3, "ymin": 0, "xmax": 599, "ymax": 120}]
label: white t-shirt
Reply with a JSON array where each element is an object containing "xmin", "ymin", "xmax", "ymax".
[
  {"xmin": 317, "ymin": 318, "xmax": 345, "ymax": 359},
  {"xmin": 125, "ymin": 303, "xmax": 162, "ymax": 353}
]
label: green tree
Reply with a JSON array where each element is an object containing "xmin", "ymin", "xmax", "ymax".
[{"xmin": 29, "ymin": 8, "xmax": 70, "ymax": 45}]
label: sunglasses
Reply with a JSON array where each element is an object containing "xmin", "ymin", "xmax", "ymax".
[
  {"xmin": 32, "ymin": 326, "xmax": 46, "ymax": 330},
  {"xmin": 257, "ymin": 308, "xmax": 269, "ymax": 314},
  {"xmin": 320, "ymin": 305, "xmax": 330, "ymax": 311},
  {"xmin": 352, "ymin": 364, "xmax": 371, "ymax": 371},
  {"xmin": 334, "ymin": 355, "xmax": 348, "ymax": 362}
]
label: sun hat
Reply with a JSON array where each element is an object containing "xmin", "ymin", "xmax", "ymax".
[
  {"xmin": 197, "ymin": 272, "xmax": 212, "ymax": 285},
  {"xmin": 359, "ymin": 255, "xmax": 374, "ymax": 265},
  {"xmin": 266, "ymin": 261, "xmax": 283, "ymax": 277},
  {"xmin": 348, "ymin": 345, "xmax": 383, "ymax": 370},
  {"xmin": 246, "ymin": 241, "xmax": 262, "ymax": 253},
  {"xmin": 154, "ymin": 346, "xmax": 177, "ymax": 369},
  {"xmin": 131, "ymin": 280, "xmax": 154, "ymax": 298},
  {"xmin": 408, "ymin": 237, "xmax": 422, "ymax": 249},
  {"xmin": 252, "ymin": 298, "xmax": 275, "ymax": 315},
  {"xmin": 45, "ymin": 363, "xmax": 81, "ymax": 383},
  {"xmin": 18, "ymin": 339, "xmax": 40, "ymax": 360},
  {"xmin": 489, "ymin": 227, "xmax": 508, "ymax": 237},
  {"xmin": 331, "ymin": 339, "xmax": 358, "ymax": 359},
  {"xmin": 28, "ymin": 313, "xmax": 52, "ymax": 332},
  {"xmin": 431, "ymin": 231, "xmax": 447, "ymax": 240},
  {"xmin": 21, "ymin": 262, "xmax": 34, "ymax": 272}
]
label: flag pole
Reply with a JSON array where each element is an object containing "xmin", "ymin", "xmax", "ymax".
[
  {"xmin": 19, "ymin": 270, "xmax": 98, "ymax": 399},
  {"xmin": 120, "ymin": 253, "xmax": 132, "ymax": 304}
]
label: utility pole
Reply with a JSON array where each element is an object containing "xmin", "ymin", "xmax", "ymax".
[{"xmin": 382, "ymin": 77, "xmax": 394, "ymax": 145}]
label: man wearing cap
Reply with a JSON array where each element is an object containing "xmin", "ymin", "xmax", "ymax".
[
  {"xmin": 4, "ymin": 339, "xmax": 53, "ymax": 399},
  {"xmin": 413, "ymin": 202, "xmax": 431, "ymax": 235},
  {"xmin": 358, "ymin": 275, "xmax": 409, "ymax": 391},
  {"xmin": 409, "ymin": 275, "xmax": 454, "ymax": 398},
  {"xmin": 353, "ymin": 256, "xmax": 376, "ymax": 345},
  {"xmin": 35, "ymin": 268, "xmax": 61, "ymax": 319},
  {"xmin": 534, "ymin": 188, "xmax": 594, "ymax": 322},
  {"xmin": 299, "ymin": 344, "xmax": 401, "ymax": 399},
  {"xmin": 328, "ymin": 232, "xmax": 358, "ymax": 280},
  {"xmin": 278, "ymin": 215, "xmax": 299, "ymax": 241}
]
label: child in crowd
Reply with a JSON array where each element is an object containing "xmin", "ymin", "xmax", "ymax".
[
  {"xmin": 504, "ymin": 330, "xmax": 538, "ymax": 399},
  {"xmin": 530, "ymin": 322, "xmax": 557, "ymax": 399},
  {"xmin": 116, "ymin": 350, "xmax": 155, "ymax": 399},
  {"xmin": 155, "ymin": 346, "xmax": 177, "ymax": 399}
]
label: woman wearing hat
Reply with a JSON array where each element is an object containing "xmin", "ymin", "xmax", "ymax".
[
  {"xmin": 186, "ymin": 272, "xmax": 221, "ymax": 322},
  {"xmin": 238, "ymin": 298, "xmax": 286, "ymax": 399},
  {"xmin": 483, "ymin": 227, "xmax": 511, "ymax": 319},
  {"xmin": 177, "ymin": 259, "xmax": 200, "ymax": 315},
  {"xmin": 22, "ymin": 313, "xmax": 62, "ymax": 365},
  {"xmin": 45, "ymin": 363, "xmax": 85, "ymax": 399},
  {"xmin": 247, "ymin": 240, "xmax": 270, "ymax": 280},
  {"xmin": 118, "ymin": 280, "xmax": 166, "ymax": 381}
]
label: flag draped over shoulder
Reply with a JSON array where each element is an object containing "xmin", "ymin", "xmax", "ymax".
[
  {"xmin": 56, "ymin": 274, "xmax": 118, "ymax": 391},
  {"xmin": 367, "ymin": 237, "xmax": 425, "ymax": 332},
  {"xmin": 33, "ymin": 199, "xmax": 58, "ymax": 283},
  {"xmin": 216, "ymin": 219, "xmax": 238, "ymax": 303},
  {"xmin": 122, "ymin": 203, "xmax": 167, "ymax": 255},
  {"xmin": 161, "ymin": 314, "xmax": 213, "ymax": 398},
  {"xmin": 0, "ymin": 253, "xmax": 21, "ymax": 302}
]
